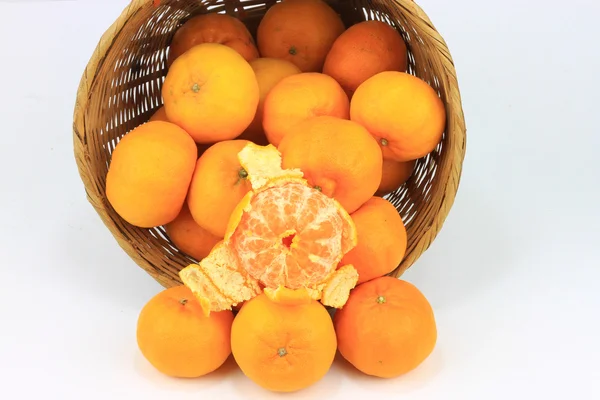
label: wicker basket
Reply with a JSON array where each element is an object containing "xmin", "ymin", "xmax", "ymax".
[{"xmin": 73, "ymin": 0, "xmax": 466, "ymax": 289}]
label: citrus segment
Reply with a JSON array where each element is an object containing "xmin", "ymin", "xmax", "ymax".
[{"xmin": 228, "ymin": 181, "xmax": 356, "ymax": 290}]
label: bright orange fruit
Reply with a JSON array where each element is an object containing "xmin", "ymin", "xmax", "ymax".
[
  {"xmin": 323, "ymin": 20, "xmax": 408, "ymax": 98},
  {"xmin": 334, "ymin": 277, "xmax": 437, "ymax": 378},
  {"xmin": 262, "ymin": 72, "xmax": 349, "ymax": 146},
  {"xmin": 136, "ymin": 285, "xmax": 234, "ymax": 378},
  {"xmin": 165, "ymin": 203, "xmax": 222, "ymax": 261},
  {"xmin": 376, "ymin": 158, "xmax": 416, "ymax": 196},
  {"xmin": 167, "ymin": 13, "xmax": 258, "ymax": 67},
  {"xmin": 231, "ymin": 293, "xmax": 337, "ymax": 392},
  {"xmin": 162, "ymin": 43, "xmax": 259, "ymax": 144},
  {"xmin": 350, "ymin": 71, "xmax": 446, "ymax": 161},
  {"xmin": 340, "ymin": 197, "xmax": 407, "ymax": 284},
  {"xmin": 237, "ymin": 57, "xmax": 301, "ymax": 145},
  {"xmin": 256, "ymin": 0, "xmax": 345, "ymax": 72},
  {"xmin": 105, "ymin": 121, "xmax": 197, "ymax": 228}
]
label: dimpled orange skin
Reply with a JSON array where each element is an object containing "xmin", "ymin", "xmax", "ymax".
[
  {"xmin": 162, "ymin": 43, "xmax": 260, "ymax": 144},
  {"xmin": 165, "ymin": 203, "xmax": 222, "ymax": 261},
  {"xmin": 136, "ymin": 285, "xmax": 234, "ymax": 378},
  {"xmin": 256, "ymin": 0, "xmax": 345, "ymax": 72},
  {"xmin": 231, "ymin": 293, "xmax": 337, "ymax": 392},
  {"xmin": 187, "ymin": 140, "xmax": 253, "ymax": 238},
  {"xmin": 334, "ymin": 277, "xmax": 437, "ymax": 378},
  {"xmin": 376, "ymin": 158, "xmax": 416, "ymax": 196},
  {"xmin": 237, "ymin": 58, "xmax": 302, "ymax": 146},
  {"xmin": 166, "ymin": 13, "xmax": 258, "ymax": 67},
  {"xmin": 340, "ymin": 197, "xmax": 407, "ymax": 284},
  {"xmin": 263, "ymin": 73, "xmax": 350, "ymax": 147},
  {"xmin": 278, "ymin": 116, "xmax": 382, "ymax": 214},
  {"xmin": 323, "ymin": 20, "xmax": 408, "ymax": 99},
  {"xmin": 105, "ymin": 121, "xmax": 197, "ymax": 228},
  {"xmin": 350, "ymin": 71, "xmax": 446, "ymax": 162}
]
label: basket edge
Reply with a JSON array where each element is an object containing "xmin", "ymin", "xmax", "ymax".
[
  {"xmin": 72, "ymin": 0, "xmax": 173, "ymax": 287},
  {"xmin": 390, "ymin": 0, "xmax": 467, "ymax": 278}
]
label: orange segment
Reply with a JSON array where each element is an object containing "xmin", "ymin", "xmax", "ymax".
[{"xmin": 228, "ymin": 181, "xmax": 356, "ymax": 290}]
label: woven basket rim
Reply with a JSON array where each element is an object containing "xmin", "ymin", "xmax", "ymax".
[{"xmin": 73, "ymin": 0, "xmax": 467, "ymax": 287}]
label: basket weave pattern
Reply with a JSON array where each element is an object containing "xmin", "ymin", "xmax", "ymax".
[{"xmin": 73, "ymin": 0, "xmax": 466, "ymax": 288}]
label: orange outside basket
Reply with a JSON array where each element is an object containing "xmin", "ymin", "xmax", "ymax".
[{"xmin": 73, "ymin": 0, "xmax": 467, "ymax": 288}]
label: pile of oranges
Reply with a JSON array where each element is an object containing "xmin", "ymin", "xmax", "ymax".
[{"xmin": 107, "ymin": 0, "xmax": 444, "ymax": 393}]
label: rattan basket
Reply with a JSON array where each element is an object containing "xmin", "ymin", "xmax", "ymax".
[{"xmin": 73, "ymin": 0, "xmax": 466, "ymax": 289}]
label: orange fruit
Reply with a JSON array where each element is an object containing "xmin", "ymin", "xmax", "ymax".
[
  {"xmin": 187, "ymin": 140, "xmax": 252, "ymax": 238},
  {"xmin": 278, "ymin": 116, "xmax": 382, "ymax": 214},
  {"xmin": 165, "ymin": 203, "xmax": 222, "ymax": 261},
  {"xmin": 323, "ymin": 20, "xmax": 408, "ymax": 98},
  {"xmin": 256, "ymin": 0, "xmax": 345, "ymax": 72},
  {"xmin": 106, "ymin": 121, "xmax": 197, "ymax": 228},
  {"xmin": 376, "ymin": 158, "xmax": 416, "ymax": 196},
  {"xmin": 334, "ymin": 277, "xmax": 437, "ymax": 378},
  {"xmin": 149, "ymin": 106, "xmax": 168, "ymax": 122},
  {"xmin": 227, "ymin": 179, "xmax": 356, "ymax": 290},
  {"xmin": 162, "ymin": 43, "xmax": 259, "ymax": 144},
  {"xmin": 231, "ymin": 293, "xmax": 337, "ymax": 392},
  {"xmin": 340, "ymin": 197, "xmax": 407, "ymax": 284},
  {"xmin": 263, "ymin": 73, "xmax": 349, "ymax": 146},
  {"xmin": 167, "ymin": 13, "xmax": 258, "ymax": 67},
  {"xmin": 351, "ymin": 71, "xmax": 446, "ymax": 161},
  {"xmin": 237, "ymin": 58, "xmax": 302, "ymax": 146},
  {"xmin": 136, "ymin": 285, "xmax": 234, "ymax": 378}
]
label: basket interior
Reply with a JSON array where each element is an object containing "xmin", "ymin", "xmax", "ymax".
[{"xmin": 81, "ymin": 0, "xmax": 453, "ymax": 287}]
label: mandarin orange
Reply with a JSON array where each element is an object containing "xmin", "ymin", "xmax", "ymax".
[
  {"xmin": 231, "ymin": 293, "xmax": 337, "ymax": 392},
  {"xmin": 350, "ymin": 71, "xmax": 446, "ymax": 161},
  {"xmin": 334, "ymin": 277, "xmax": 437, "ymax": 378},
  {"xmin": 136, "ymin": 285, "xmax": 234, "ymax": 378}
]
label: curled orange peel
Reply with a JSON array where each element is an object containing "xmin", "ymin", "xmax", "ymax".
[{"xmin": 179, "ymin": 143, "xmax": 359, "ymax": 314}]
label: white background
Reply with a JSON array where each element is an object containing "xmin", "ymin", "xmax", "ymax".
[{"xmin": 1, "ymin": 0, "xmax": 599, "ymax": 399}]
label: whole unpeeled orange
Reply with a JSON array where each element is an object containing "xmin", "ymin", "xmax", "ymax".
[
  {"xmin": 340, "ymin": 197, "xmax": 407, "ymax": 284},
  {"xmin": 105, "ymin": 121, "xmax": 197, "ymax": 228},
  {"xmin": 263, "ymin": 73, "xmax": 349, "ymax": 147},
  {"xmin": 167, "ymin": 13, "xmax": 258, "ymax": 67},
  {"xmin": 377, "ymin": 158, "xmax": 416, "ymax": 196},
  {"xmin": 256, "ymin": 0, "xmax": 345, "ymax": 72},
  {"xmin": 323, "ymin": 20, "xmax": 408, "ymax": 98},
  {"xmin": 165, "ymin": 203, "xmax": 222, "ymax": 261},
  {"xmin": 231, "ymin": 293, "xmax": 337, "ymax": 392},
  {"xmin": 162, "ymin": 43, "xmax": 259, "ymax": 144},
  {"xmin": 136, "ymin": 285, "xmax": 234, "ymax": 378},
  {"xmin": 334, "ymin": 277, "xmax": 437, "ymax": 378},
  {"xmin": 237, "ymin": 57, "xmax": 301, "ymax": 145},
  {"xmin": 350, "ymin": 71, "xmax": 446, "ymax": 161}
]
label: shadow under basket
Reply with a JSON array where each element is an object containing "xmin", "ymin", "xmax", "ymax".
[{"xmin": 73, "ymin": 0, "xmax": 467, "ymax": 289}]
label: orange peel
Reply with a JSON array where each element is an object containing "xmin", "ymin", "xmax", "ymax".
[{"xmin": 179, "ymin": 143, "xmax": 359, "ymax": 314}]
